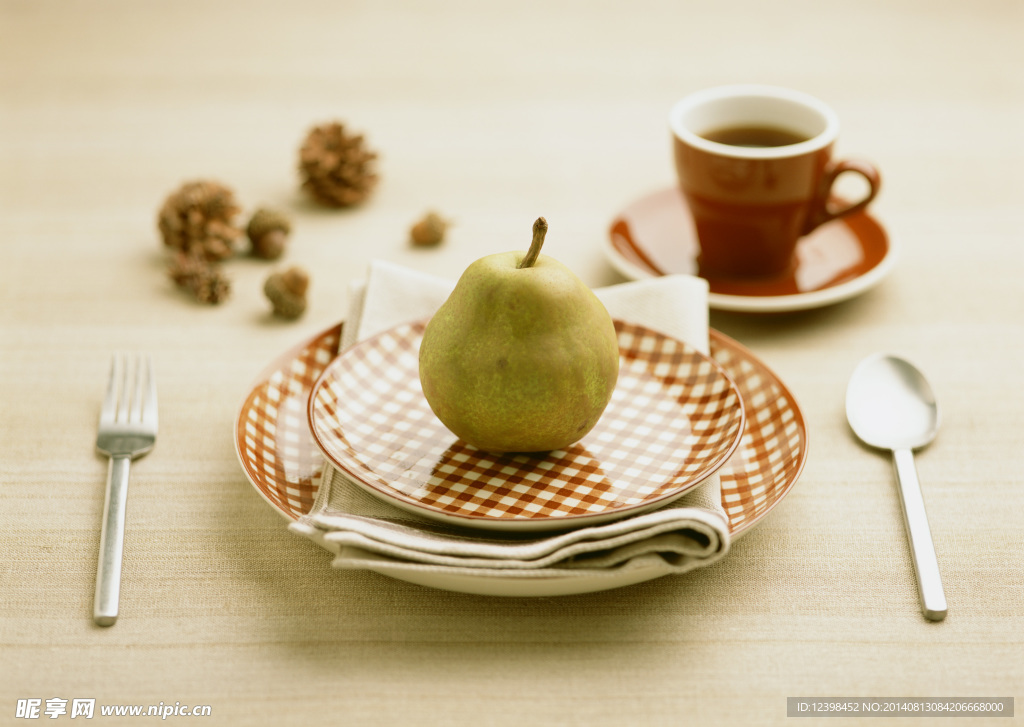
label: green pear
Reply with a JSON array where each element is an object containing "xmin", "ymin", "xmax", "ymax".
[{"xmin": 419, "ymin": 217, "xmax": 620, "ymax": 453}]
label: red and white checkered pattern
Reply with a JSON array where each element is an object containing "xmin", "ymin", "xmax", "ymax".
[
  {"xmin": 234, "ymin": 323, "xmax": 807, "ymax": 535},
  {"xmin": 308, "ymin": 319, "xmax": 745, "ymax": 527},
  {"xmin": 709, "ymin": 330, "xmax": 808, "ymax": 535},
  {"xmin": 235, "ymin": 325, "xmax": 341, "ymax": 520}
]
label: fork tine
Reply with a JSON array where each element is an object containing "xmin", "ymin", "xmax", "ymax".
[
  {"xmin": 141, "ymin": 355, "xmax": 158, "ymax": 428},
  {"xmin": 100, "ymin": 354, "xmax": 121, "ymax": 425},
  {"xmin": 130, "ymin": 354, "xmax": 145, "ymax": 423},
  {"xmin": 117, "ymin": 353, "xmax": 132, "ymax": 423}
]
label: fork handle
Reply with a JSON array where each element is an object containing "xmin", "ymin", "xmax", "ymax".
[{"xmin": 94, "ymin": 454, "xmax": 131, "ymax": 626}]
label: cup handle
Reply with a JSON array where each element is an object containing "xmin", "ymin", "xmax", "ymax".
[{"xmin": 804, "ymin": 159, "xmax": 881, "ymax": 234}]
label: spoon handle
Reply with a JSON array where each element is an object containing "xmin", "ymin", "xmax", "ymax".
[{"xmin": 891, "ymin": 448, "xmax": 947, "ymax": 621}]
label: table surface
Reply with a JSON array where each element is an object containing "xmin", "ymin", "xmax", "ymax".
[{"xmin": 2, "ymin": 1, "xmax": 1022, "ymax": 724}]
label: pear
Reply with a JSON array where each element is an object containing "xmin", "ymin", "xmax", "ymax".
[{"xmin": 419, "ymin": 217, "xmax": 620, "ymax": 453}]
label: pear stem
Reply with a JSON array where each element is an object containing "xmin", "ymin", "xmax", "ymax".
[{"xmin": 518, "ymin": 217, "xmax": 547, "ymax": 269}]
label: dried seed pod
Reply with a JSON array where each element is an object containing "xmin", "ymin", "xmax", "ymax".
[
  {"xmin": 246, "ymin": 207, "xmax": 292, "ymax": 260},
  {"xmin": 409, "ymin": 211, "xmax": 449, "ymax": 247},
  {"xmin": 264, "ymin": 266, "xmax": 309, "ymax": 319},
  {"xmin": 167, "ymin": 251, "xmax": 231, "ymax": 305},
  {"xmin": 298, "ymin": 121, "xmax": 379, "ymax": 207},
  {"xmin": 157, "ymin": 180, "xmax": 242, "ymax": 261}
]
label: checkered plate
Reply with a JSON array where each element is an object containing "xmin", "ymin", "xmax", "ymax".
[
  {"xmin": 235, "ymin": 321, "xmax": 806, "ymax": 538},
  {"xmin": 308, "ymin": 319, "xmax": 745, "ymax": 531}
]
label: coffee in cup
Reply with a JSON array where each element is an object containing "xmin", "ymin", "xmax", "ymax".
[{"xmin": 670, "ymin": 85, "xmax": 880, "ymax": 278}]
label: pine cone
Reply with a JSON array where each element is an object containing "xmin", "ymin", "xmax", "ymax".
[
  {"xmin": 167, "ymin": 251, "xmax": 231, "ymax": 305},
  {"xmin": 158, "ymin": 180, "xmax": 242, "ymax": 261},
  {"xmin": 298, "ymin": 122, "xmax": 379, "ymax": 207}
]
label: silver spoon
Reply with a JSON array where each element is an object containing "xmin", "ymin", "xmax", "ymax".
[{"xmin": 846, "ymin": 353, "xmax": 947, "ymax": 621}]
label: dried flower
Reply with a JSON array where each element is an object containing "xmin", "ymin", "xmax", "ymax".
[
  {"xmin": 298, "ymin": 121, "xmax": 378, "ymax": 207},
  {"xmin": 264, "ymin": 266, "xmax": 309, "ymax": 319},
  {"xmin": 410, "ymin": 211, "xmax": 449, "ymax": 247},
  {"xmin": 246, "ymin": 207, "xmax": 292, "ymax": 260},
  {"xmin": 157, "ymin": 180, "xmax": 242, "ymax": 261}
]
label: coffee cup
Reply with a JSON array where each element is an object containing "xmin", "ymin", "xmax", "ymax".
[{"xmin": 670, "ymin": 85, "xmax": 880, "ymax": 278}]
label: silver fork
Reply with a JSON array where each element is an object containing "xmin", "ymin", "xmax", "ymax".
[{"xmin": 94, "ymin": 353, "xmax": 158, "ymax": 626}]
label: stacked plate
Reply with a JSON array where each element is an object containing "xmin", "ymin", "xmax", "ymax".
[{"xmin": 235, "ymin": 319, "xmax": 808, "ymax": 592}]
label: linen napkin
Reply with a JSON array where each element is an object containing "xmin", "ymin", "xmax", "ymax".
[{"xmin": 289, "ymin": 260, "xmax": 731, "ymax": 580}]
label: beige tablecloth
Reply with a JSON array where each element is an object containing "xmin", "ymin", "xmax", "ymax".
[{"xmin": 2, "ymin": 1, "xmax": 1022, "ymax": 725}]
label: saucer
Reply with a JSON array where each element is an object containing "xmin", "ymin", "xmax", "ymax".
[
  {"xmin": 607, "ymin": 187, "xmax": 897, "ymax": 312},
  {"xmin": 234, "ymin": 321, "xmax": 807, "ymax": 595},
  {"xmin": 307, "ymin": 318, "xmax": 745, "ymax": 533}
]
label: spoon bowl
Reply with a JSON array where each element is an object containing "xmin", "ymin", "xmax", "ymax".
[
  {"xmin": 846, "ymin": 353, "xmax": 947, "ymax": 622},
  {"xmin": 846, "ymin": 354, "xmax": 940, "ymax": 451}
]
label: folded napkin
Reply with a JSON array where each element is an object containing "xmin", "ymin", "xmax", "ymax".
[{"xmin": 289, "ymin": 260, "xmax": 731, "ymax": 580}]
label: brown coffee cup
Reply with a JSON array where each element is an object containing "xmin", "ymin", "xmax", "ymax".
[{"xmin": 670, "ymin": 85, "xmax": 880, "ymax": 278}]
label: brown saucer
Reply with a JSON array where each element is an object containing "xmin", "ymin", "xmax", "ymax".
[{"xmin": 608, "ymin": 188, "xmax": 896, "ymax": 312}]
